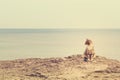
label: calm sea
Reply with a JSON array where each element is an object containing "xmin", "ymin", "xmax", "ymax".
[{"xmin": 0, "ymin": 29, "xmax": 120, "ymax": 60}]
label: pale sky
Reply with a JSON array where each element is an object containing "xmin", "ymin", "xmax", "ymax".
[{"xmin": 0, "ymin": 0, "xmax": 120, "ymax": 29}]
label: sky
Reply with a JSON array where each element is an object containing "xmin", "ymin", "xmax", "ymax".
[{"xmin": 0, "ymin": 0, "xmax": 120, "ymax": 29}]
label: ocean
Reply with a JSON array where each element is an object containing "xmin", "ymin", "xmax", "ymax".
[{"xmin": 0, "ymin": 29, "xmax": 120, "ymax": 60}]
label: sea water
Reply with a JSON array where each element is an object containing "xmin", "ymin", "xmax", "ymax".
[{"xmin": 0, "ymin": 29, "xmax": 120, "ymax": 60}]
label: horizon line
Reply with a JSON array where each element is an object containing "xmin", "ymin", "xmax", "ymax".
[{"xmin": 0, "ymin": 28, "xmax": 120, "ymax": 30}]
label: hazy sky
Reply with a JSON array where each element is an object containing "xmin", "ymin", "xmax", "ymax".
[{"xmin": 0, "ymin": 0, "xmax": 120, "ymax": 29}]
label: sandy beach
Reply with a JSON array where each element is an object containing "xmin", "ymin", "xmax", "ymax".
[{"xmin": 0, "ymin": 55, "xmax": 120, "ymax": 80}]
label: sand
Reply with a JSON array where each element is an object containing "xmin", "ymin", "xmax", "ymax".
[{"xmin": 0, "ymin": 55, "xmax": 120, "ymax": 80}]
